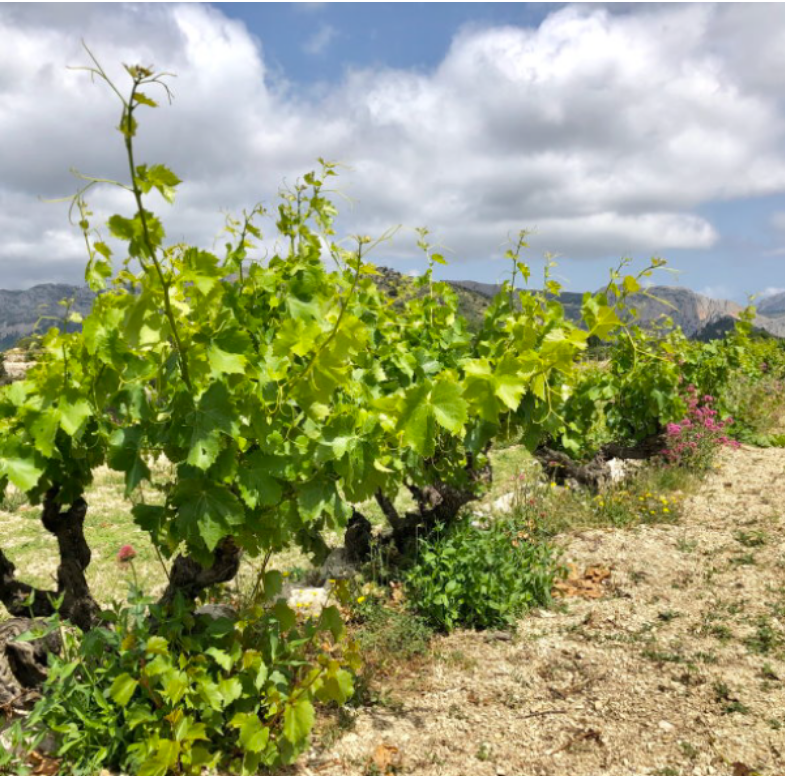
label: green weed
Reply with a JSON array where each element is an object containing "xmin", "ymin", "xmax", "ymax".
[{"xmin": 406, "ymin": 515, "xmax": 559, "ymax": 632}]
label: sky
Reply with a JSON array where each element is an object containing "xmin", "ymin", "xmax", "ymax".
[{"xmin": 2, "ymin": 2, "xmax": 785, "ymax": 302}]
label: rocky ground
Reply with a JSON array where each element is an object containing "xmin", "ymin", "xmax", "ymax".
[
  {"xmin": 290, "ymin": 446, "xmax": 785, "ymax": 776},
  {"xmin": 1, "ymin": 349, "xmax": 33, "ymax": 382}
]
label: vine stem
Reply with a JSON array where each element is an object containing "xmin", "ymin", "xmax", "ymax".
[
  {"xmin": 80, "ymin": 45, "xmax": 193, "ymax": 392},
  {"xmin": 250, "ymin": 550, "xmax": 273, "ymax": 604},
  {"xmin": 229, "ymin": 209, "xmax": 255, "ymax": 283},
  {"xmin": 153, "ymin": 544, "xmax": 171, "ymax": 583},
  {"xmin": 287, "ymin": 240, "xmax": 365, "ymax": 390},
  {"xmin": 265, "ymin": 659, "xmax": 328, "ymax": 732},
  {"xmin": 122, "ymin": 86, "xmax": 193, "ymax": 391}
]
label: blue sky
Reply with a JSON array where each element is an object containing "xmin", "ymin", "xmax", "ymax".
[
  {"xmin": 218, "ymin": 3, "xmax": 558, "ymax": 85},
  {"xmin": 1, "ymin": 3, "xmax": 785, "ymax": 301}
]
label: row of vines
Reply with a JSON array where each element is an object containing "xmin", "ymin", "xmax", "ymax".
[{"xmin": 1, "ymin": 57, "xmax": 784, "ymax": 776}]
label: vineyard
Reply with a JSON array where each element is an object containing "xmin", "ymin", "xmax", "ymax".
[{"xmin": 1, "ymin": 57, "xmax": 784, "ymax": 776}]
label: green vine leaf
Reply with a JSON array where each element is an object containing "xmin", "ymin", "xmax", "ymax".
[{"xmin": 283, "ymin": 698, "xmax": 315, "ymax": 745}]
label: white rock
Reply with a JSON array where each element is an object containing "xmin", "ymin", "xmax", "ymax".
[
  {"xmin": 606, "ymin": 457, "xmax": 643, "ymax": 484},
  {"xmin": 492, "ymin": 491, "xmax": 516, "ymax": 514},
  {"xmin": 658, "ymin": 720, "xmax": 675, "ymax": 733},
  {"xmin": 319, "ymin": 547, "xmax": 358, "ymax": 582},
  {"xmin": 286, "ymin": 586, "xmax": 330, "ymax": 614},
  {"xmin": 195, "ymin": 603, "xmax": 237, "ymax": 621}
]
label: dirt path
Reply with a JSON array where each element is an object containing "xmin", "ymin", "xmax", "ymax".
[{"xmin": 293, "ymin": 446, "xmax": 785, "ymax": 776}]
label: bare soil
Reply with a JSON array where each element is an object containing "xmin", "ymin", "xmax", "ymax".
[{"xmin": 291, "ymin": 446, "xmax": 785, "ymax": 776}]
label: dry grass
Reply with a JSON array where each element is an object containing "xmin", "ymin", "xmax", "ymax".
[
  {"xmin": 0, "ymin": 447, "xmax": 531, "ymax": 615},
  {"xmin": 0, "ymin": 467, "xmax": 170, "ymax": 610}
]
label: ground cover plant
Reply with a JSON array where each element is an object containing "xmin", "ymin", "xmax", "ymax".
[
  {"xmin": 722, "ymin": 370, "xmax": 785, "ymax": 445},
  {"xmin": 512, "ymin": 459, "xmax": 686, "ymax": 535},
  {"xmin": 405, "ymin": 514, "xmax": 559, "ymax": 632},
  {"xmin": 21, "ymin": 580, "xmax": 357, "ymax": 776}
]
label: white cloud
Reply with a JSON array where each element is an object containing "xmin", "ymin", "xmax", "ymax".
[
  {"xmin": 759, "ymin": 286, "xmax": 785, "ymax": 298},
  {"xmin": 700, "ymin": 285, "xmax": 732, "ymax": 301},
  {"xmin": 303, "ymin": 23, "xmax": 337, "ymax": 55},
  {"xmin": 2, "ymin": 3, "xmax": 785, "ymax": 287}
]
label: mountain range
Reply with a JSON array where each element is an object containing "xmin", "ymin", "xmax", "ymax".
[
  {"xmin": 449, "ymin": 279, "xmax": 785, "ymax": 340},
  {"xmin": 0, "ymin": 284, "xmax": 95, "ymax": 351},
  {"xmin": 757, "ymin": 290, "xmax": 785, "ymax": 318},
  {"xmin": 1, "ymin": 276, "xmax": 784, "ymax": 352}
]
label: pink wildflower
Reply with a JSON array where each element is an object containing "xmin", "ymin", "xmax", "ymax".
[{"xmin": 117, "ymin": 544, "xmax": 137, "ymax": 563}]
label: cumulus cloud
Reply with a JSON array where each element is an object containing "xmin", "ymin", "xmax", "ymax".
[{"xmin": 2, "ymin": 3, "xmax": 785, "ymax": 287}]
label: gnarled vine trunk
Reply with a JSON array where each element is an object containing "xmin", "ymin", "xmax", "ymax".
[
  {"xmin": 534, "ymin": 433, "xmax": 666, "ymax": 491},
  {"xmin": 0, "ymin": 493, "xmax": 247, "ymax": 702},
  {"xmin": 0, "ymin": 488, "xmax": 244, "ymax": 632},
  {"xmin": 41, "ymin": 488, "xmax": 102, "ymax": 630},
  {"xmin": 0, "ymin": 488, "xmax": 101, "ymax": 631},
  {"xmin": 157, "ymin": 537, "xmax": 242, "ymax": 608},
  {"xmin": 0, "ymin": 618, "xmax": 62, "ymax": 710},
  {"xmin": 346, "ymin": 450, "xmax": 493, "ymax": 559}
]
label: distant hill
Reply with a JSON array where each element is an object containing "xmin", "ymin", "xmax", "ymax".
[
  {"xmin": 613, "ymin": 286, "xmax": 744, "ymax": 338},
  {"xmin": 370, "ymin": 267, "xmax": 493, "ymax": 329},
  {"xmin": 0, "ymin": 284, "xmax": 95, "ymax": 350},
  {"xmin": 758, "ymin": 291, "xmax": 785, "ymax": 318},
  {"xmin": 452, "ymin": 279, "xmax": 586, "ymax": 322},
  {"xmin": 451, "ymin": 280, "xmax": 785, "ymax": 340},
  {"xmin": 1, "ymin": 276, "xmax": 784, "ymax": 352},
  {"xmin": 691, "ymin": 315, "xmax": 784, "ymax": 343}
]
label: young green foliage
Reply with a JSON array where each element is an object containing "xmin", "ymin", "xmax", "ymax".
[{"xmin": 24, "ymin": 590, "xmax": 357, "ymax": 775}]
